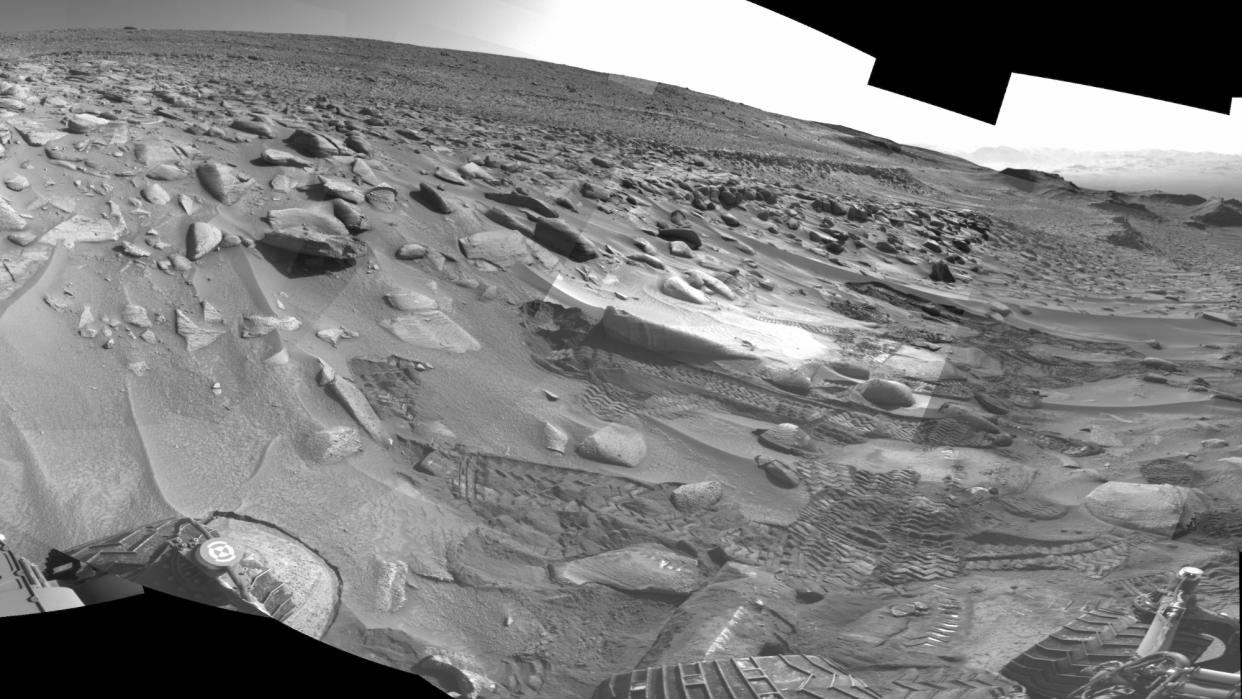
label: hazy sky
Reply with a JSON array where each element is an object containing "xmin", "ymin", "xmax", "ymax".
[{"xmin": 6, "ymin": 0, "xmax": 1240, "ymax": 155}]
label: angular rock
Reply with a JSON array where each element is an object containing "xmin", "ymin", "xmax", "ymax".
[
  {"xmin": 668, "ymin": 240, "xmax": 693, "ymax": 258},
  {"xmin": 175, "ymin": 308, "xmax": 225, "ymax": 352},
  {"xmin": 483, "ymin": 191, "xmax": 558, "ymax": 218},
  {"xmin": 7, "ymin": 231, "xmax": 36, "ymax": 246},
  {"xmin": 186, "ymin": 221, "xmax": 223, "ymax": 260},
  {"xmin": 231, "ymin": 119, "xmax": 277, "ymax": 138},
  {"xmin": 1200, "ymin": 311, "xmax": 1237, "ymax": 326},
  {"xmin": 259, "ymin": 228, "xmax": 369, "ymax": 263},
  {"xmin": 66, "ymin": 113, "xmax": 110, "ymax": 134},
  {"xmin": 286, "ymin": 129, "xmax": 344, "ymax": 158},
  {"xmin": 196, "ymin": 161, "xmax": 253, "ymax": 205},
  {"xmin": 395, "ymin": 243, "xmax": 428, "ymax": 260},
  {"xmin": 482, "ymin": 206, "xmax": 532, "ymax": 234},
  {"xmin": 671, "ymin": 481, "xmax": 724, "ymax": 512},
  {"xmin": 414, "ymin": 182, "xmax": 454, "ymax": 214},
  {"xmin": 317, "ymin": 358, "xmax": 392, "ymax": 447},
  {"xmin": 364, "ymin": 185, "xmax": 399, "ymax": 212},
  {"xmin": 551, "ymin": 544, "xmax": 702, "ymax": 595},
  {"xmin": 11, "ymin": 120, "xmax": 63, "ymax": 146},
  {"xmin": 380, "ymin": 311, "xmax": 481, "ymax": 353},
  {"xmin": 259, "ymin": 148, "xmax": 312, "ymax": 168},
  {"xmin": 0, "ymin": 197, "xmax": 27, "ymax": 231},
  {"xmin": 601, "ymin": 306, "xmax": 754, "ymax": 359},
  {"xmin": 858, "ymin": 378, "xmax": 916, "ymax": 409},
  {"xmin": 756, "ymin": 456, "xmax": 800, "ymax": 488},
  {"xmin": 434, "ymin": 166, "xmax": 466, "ymax": 185},
  {"xmin": 529, "ymin": 216, "xmax": 598, "ymax": 262},
  {"xmin": 43, "ymin": 214, "xmax": 124, "ymax": 246},
  {"xmin": 266, "ymin": 208, "xmax": 351, "ymax": 237},
  {"xmin": 577, "ymin": 423, "xmax": 647, "ymax": 467},
  {"xmin": 457, "ymin": 161, "xmax": 495, "ymax": 183},
  {"xmin": 332, "ymin": 199, "xmax": 370, "ymax": 234},
  {"xmin": 141, "ymin": 182, "xmax": 171, "ymax": 206},
  {"xmin": 628, "ymin": 253, "xmax": 665, "ymax": 270},
  {"xmin": 122, "ymin": 304, "xmax": 151, "ymax": 328},
  {"xmin": 240, "ymin": 314, "xmax": 301, "ymax": 338},
  {"xmin": 305, "ymin": 426, "xmax": 363, "ymax": 463},
  {"xmin": 344, "ymin": 132, "xmax": 373, "ymax": 155},
  {"xmin": 930, "ymin": 260, "xmax": 956, "ymax": 283},
  {"xmin": 763, "ymin": 366, "xmax": 812, "ymax": 395},
  {"xmin": 146, "ymin": 163, "xmax": 187, "ymax": 181},
  {"xmin": 319, "ymin": 176, "xmax": 364, "ymax": 204},
  {"xmin": 758, "ymin": 423, "xmax": 815, "ymax": 455},
  {"xmin": 661, "ymin": 274, "xmax": 709, "ymax": 304},
  {"xmin": 1084, "ymin": 482, "xmax": 1206, "ymax": 537},
  {"xmin": 458, "ymin": 229, "xmax": 534, "ymax": 269},
  {"xmin": 544, "ymin": 422, "xmax": 569, "ymax": 454},
  {"xmin": 315, "ymin": 326, "xmax": 359, "ymax": 347},
  {"xmin": 1140, "ymin": 356, "xmax": 1179, "ymax": 372}
]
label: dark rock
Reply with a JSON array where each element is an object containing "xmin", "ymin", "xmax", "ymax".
[
  {"xmin": 286, "ymin": 129, "xmax": 345, "ymax": 158},
  {"xmin": 259, "ymin": 228, "xmax": 369, "ymax": 263},
  {"xmin": 657, "ymin": 227, "xmax": 702, "ymax": 250},
  {"xmin": 529, "ymin": 216, "xmax": 598, "ymax": 262},
  {"xmin": 930, "ymin": 260, "xmax": 956, "ymax": 283},
  {"xmin": 186, "ymin": 221, "xmax": 223, "ymax": 260},
  {"xmin": 756, "ymin": 456, "xmax": 799, "ymax": 488},
  {"xmin": 414, "ymin": 182, "xmax": 454, "ymax": 214},
  {"xmin": 259, "ymin": 148, "xmax": 312, "ymax": 167},
  {"xmin": 332, "ymin": 199, "xmax": 371, "ymax": 234},
  {"xmin": 344, "ymin": 132, "xmax": 373, "ymax": 155},
  {"xmin": 484, "ymin": 191, "xmax": 557, "ymax": 218}
]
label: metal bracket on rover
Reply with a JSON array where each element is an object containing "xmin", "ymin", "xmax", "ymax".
[
  {"xmin": 1067, "ymin": 567, "xmax": 1241, "ymax": 699},
  {"xmin": 3, "ymin": 517, "xmax": 297, "ymax": 622},
  {"xmin": 1002, "ymin": 565, "xmax": 1241, "ymax": 699}
]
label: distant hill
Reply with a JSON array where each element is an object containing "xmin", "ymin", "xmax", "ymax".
[{"xmin": 944, "ymin": 146, "xmax": 1242, "ymax": 200}]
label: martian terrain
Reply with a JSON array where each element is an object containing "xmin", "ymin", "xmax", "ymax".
[{"xmin": 0, "ymin": 28, "xmax": 1239, "ymax": 698}]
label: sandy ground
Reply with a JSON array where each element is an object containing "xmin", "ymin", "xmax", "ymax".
[{"xmin": 1, "ymin": 29, "xmax": 1239, "ymax": 698}]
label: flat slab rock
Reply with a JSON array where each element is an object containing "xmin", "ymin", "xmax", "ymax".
[
  {"xmin": 551, "ymin": 544, "xmax": 703, "ymax": 595},
  {"xmin": 1084, "ymin": 481, "xmax": 1207, "ymax": 537}
]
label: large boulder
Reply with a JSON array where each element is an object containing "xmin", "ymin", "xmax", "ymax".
[
  {"xmin": 600, "ymin": 306, "xmax": 754, "ymax": 359},
  {"xmin": 550, "ymin": 544, "xmax": 703, "ymax": 595},
  {"xmin": 1084, "ymin": 482, "xmax": 1207, "ymax": 537}
]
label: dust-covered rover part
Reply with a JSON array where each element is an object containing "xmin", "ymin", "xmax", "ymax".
[
  {"xmin": 41, "ymin": 516, "xmax": 297, "ymax": 622},
  {"xmin": 1, "ymin": 532, "xmax": 86, "ymax": 615},
  {"xmin": 1003, "ymin": 566, "xmax": 1241, "ymax": 699}
]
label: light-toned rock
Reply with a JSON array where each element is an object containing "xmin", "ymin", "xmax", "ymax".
[
  {"xmin": 661, "ymin": 274, "xmax": 710, "ymax": 304},
  {"xmin": 858, "ymin": 378, "xmax": 916, "ymax": 409},
  {"xmin": 577, "ymin": 423, "xmax": 647, "ymax": 467},
  {"xmin": 305, "ymin": 426, "xmax": 363, "ymax": 463},
  {"xmin": 551, "ymin": 544, "xmax": 702, "ymax": 595},
  {"xmin": 1084, "ymin": 482, "xmax": 1206, "ymax": 537},
  {"xmin": 186, "ymin": 221, "xmax": 223, "ymax": 260},
  {"xmin": 671, "ymin": 481, "xmax": 724, "ymax": 512}
]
